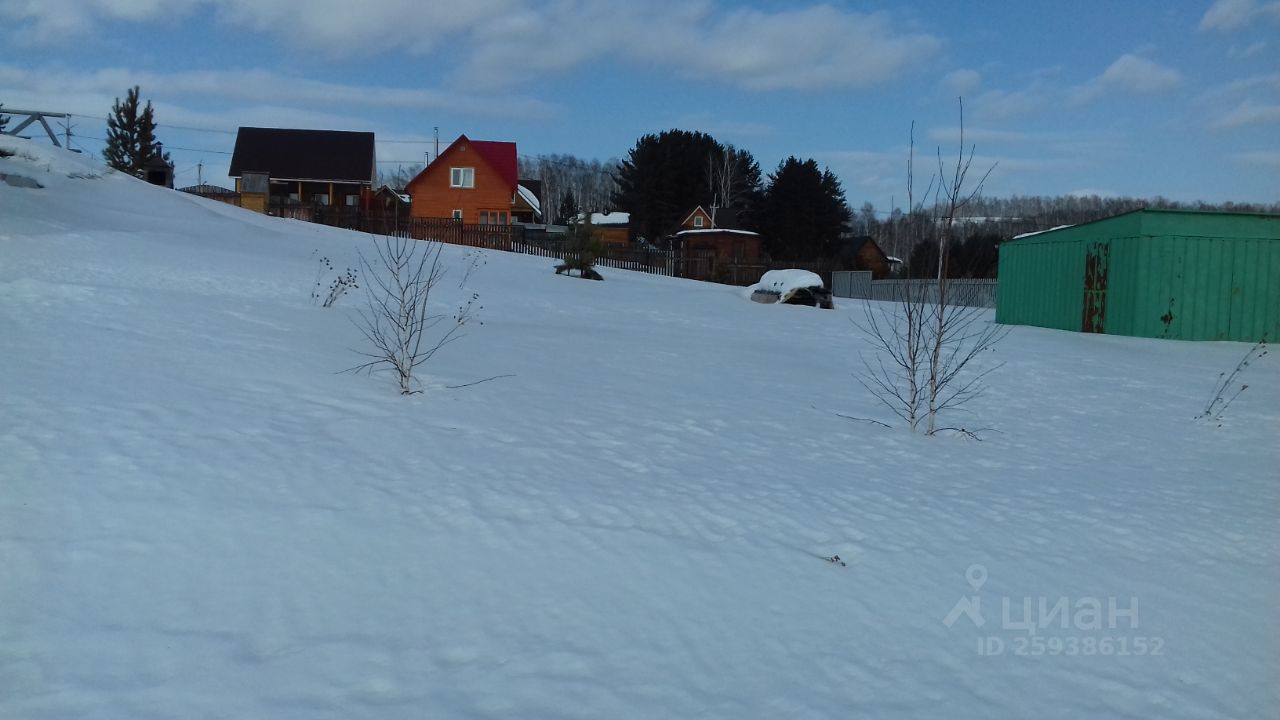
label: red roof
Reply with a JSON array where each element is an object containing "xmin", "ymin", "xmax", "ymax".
[
  {"xmin": 470, "ymin": 140, "xmax": 518, "ymax": 191},
  {"xmin": 405, "ymin": 134, "xmax": 519, "ymax": 194}
]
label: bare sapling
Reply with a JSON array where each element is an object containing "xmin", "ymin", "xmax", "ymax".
[
  {"xmin": 348, "ymin": 235, "xmax": 478, "ymax": 394},
  {"xmin": 856, "ymin": 99, "xmax": 1007, "ymax": 438}
]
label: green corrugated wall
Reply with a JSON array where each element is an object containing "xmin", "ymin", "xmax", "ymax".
[{"xmin": 996, "ymin": 210, "xmax": 1280, "ymax": 342}]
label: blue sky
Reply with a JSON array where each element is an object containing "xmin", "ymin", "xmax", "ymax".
[{"xmin": 2, "ymin": 0, "xmax": 1277, "ymax": 209}]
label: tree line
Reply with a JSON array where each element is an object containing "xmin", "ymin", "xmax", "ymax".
[{"xmin": 70, "ymin": 86, "xmax": 1279, "ymax": 277}]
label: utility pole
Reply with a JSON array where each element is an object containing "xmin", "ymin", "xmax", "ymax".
[
  {"xmin": 197, "ymin": 161, "xmax": 203, "ymax": 187},
  {"xmin": 433, "ymin": 126, "xmax": 439, "ymax": 159},
  {"xmin": 58, "ymin": 116, "xmax": 75, "ymax": 149}
]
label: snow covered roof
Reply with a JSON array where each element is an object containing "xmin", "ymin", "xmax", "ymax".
[
  {"xmin": 674, "ymin": 228, "xmax": 759, "ymax": 237},
  {"xmin": 1013, "ymin": 224, "xmax": 1073, "ymax": 240},
  {"xmin": 517, "ymin": 184, "xmax": 540, "ymax": 213},
  {"xmin": 576, "ymin": 211, "xmax": 629, "ymax": 226}
]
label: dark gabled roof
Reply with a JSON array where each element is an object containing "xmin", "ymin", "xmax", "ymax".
[
  {"xmin": 836, "ymin": 235, "xmax": 887, "ymax": 259},
  {"xmin": 229, "ymin": 127, "xmax": 375, "ymax": 184}
]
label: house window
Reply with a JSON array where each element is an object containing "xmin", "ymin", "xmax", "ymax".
[
  {"xmin": 480, "ymin": 211, "xmax": 508, "ymax": 225},
  {"xmin": 452, "ymin": 209, "xmax": 463, "ymax": 220},
  {"xmin": 314, "ymin": 194, "xmax": 329, "ymax": 206},
  {"xmin": 344, "ymin": 195, "xmax": 358, "ymax": 207},
  {"xmin": 450, "ymin": 167, "xmax": 475, "ymax": 188},
  {"xmin": 694, "ymin": 216, "xmax": 704, "ymax": 228}
]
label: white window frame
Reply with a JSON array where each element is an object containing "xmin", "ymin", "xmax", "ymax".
[
  {"xmin": 450, "ymin": 167, "xmax": 475, "ymax": 188},
  {"xmin": 693, "ymin": 215, "xmax": 705, "ymax": 227},
  {"xmin": 452, "ymin": 209, "xmax": 463, "ymax": 220}
]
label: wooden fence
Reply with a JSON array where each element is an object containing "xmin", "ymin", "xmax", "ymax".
[{"xmin": 266, "ymin": 206, "xmax": 886, "ymax": 287}]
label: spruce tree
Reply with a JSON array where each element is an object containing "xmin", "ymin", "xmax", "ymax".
[
  {"xmin": 103, "ymin": 86, "xmax": 168, "ymax": 177},
  {"xmin": 556, "ymin": 189, "xmax": 579, "ymax": 225},
  {"xmin": 758, "ymin": 157, "xmax": 851, "ymax": 260},
  {"xmin": 614, "ymin": 130, "xmax": 763, "ymax": 245}
]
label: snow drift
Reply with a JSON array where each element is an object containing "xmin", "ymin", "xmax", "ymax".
[{"xmin": 2, "ymin": 138, "xmax": 1277, "ymax": 719}]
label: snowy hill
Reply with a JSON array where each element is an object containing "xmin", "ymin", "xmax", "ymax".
[{"xmin": 2, "ymin": 138, "xmax": 1277, "ymax": 719}]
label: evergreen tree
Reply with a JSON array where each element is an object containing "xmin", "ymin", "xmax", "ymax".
[
  {"xmin": 0, "ymin": 103, "xmax": 9, "ymax": 133},
  {"xmin": 613, "ymin": 130, "xmax": 761, "ymax": 245},
  {"xmin": 556, "ymin": 189, "xmax": 580, "ymax": 225},
  {"xmin": 103, "ymin": 86, "xmax": 168, "ymax": 177},
  {"xmin": 758, "ymin": 157, "xmax": 851, "ymax": 260},
  {"xmin": 556, "ymin": 213, "xmax": 604, "ymax": 280}
]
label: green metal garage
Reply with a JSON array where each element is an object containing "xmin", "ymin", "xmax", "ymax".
[{"xmin": 996, "ymin": 209, "xmax": 1279, "ymax": 342}]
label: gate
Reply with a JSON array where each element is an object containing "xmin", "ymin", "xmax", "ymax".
[{"xmin": 1082, "ymin": 241, "xmax": 1110, "ymax": 333}]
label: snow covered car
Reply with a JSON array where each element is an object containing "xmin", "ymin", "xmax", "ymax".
[{"xmin": 748, "ymin": 269, "xmax": 834, "ymax": 309}]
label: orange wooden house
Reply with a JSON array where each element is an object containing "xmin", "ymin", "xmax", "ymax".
[{"xmin": 405, "ymin": 135, "xmax": 521, "ymax": 225}]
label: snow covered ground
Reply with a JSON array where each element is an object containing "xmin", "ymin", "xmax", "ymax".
[{"xmin": 2, "ymin": 139, "xmax": 1277, "ymax": 719}]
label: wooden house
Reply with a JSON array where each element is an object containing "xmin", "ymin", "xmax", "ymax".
[
  {"xmin": 575, "ymin": 212, "xmax": 631, "ymax": 248},
  {"xmin": 674, "ymin": 228, "xmax": 763, "ymax": 264},
  {"xmin": 832, "ymin": 235, "xmax": 892, "ymax": 279},
  {"xmin": 228, "ymin": 127, "xmax": 376, "ymax": 209},
  {"xmin": 671, "ymin": 205, "xmax": 764, "ymax": 277},
  {"xmin": 679, "ymin": 206, "xmax": 714, "ymax": 231},
  {"xmin": 404, "ymin": 135, "xmax": 520, "ymax": 225}
]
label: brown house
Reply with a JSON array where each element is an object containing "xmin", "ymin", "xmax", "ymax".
[
  {"xmin": 575, "ymin": 212, "xmax": 631, "ymax": 248},
  {"xmin": 405, "ymin": 135, "xmax": 519, "ymax": 225},
  {"xmin": 676, "ymin": 228, "xmax": 763, "ymax": 263},
  {"xmin": 833, "ymin": 235, "xmax": 892, "ymax": 279},
  {"xmin": 671, "ymin": 206, "xmax": 763, "ymax": 261},
  {"xmin": 679, "ymin": 206, "xmax": 714, "ymax": 231},
  {"xmin": 228, "ymin": 127, "xmax": 376, "ymax": 209}
]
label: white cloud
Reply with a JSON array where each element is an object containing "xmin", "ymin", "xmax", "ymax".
[
  {"xmin": 1199, "ymin": 0, "xmax": 1280, "ymax": 32},
  {"xmin": 1232, "ymin": 150, "xmax": 1280, "ymax": 167},
  {"xmin": 1199, "ymin": 72, "xmax": 1280, "ymax": 101},
  {"xmin": 971, "ymin": 88, "xmax": 1046, "ymax": 121},
  {"xmin": 670, "ymin": 112, "xmax": 774, "ymax": 140},
  {"xmin": 0, "ymin": 63, "xmax": 557, "ymax": 123},
  {"xmin": 1198, "ymin": 73, "xmax": 1280, "ymax": 128},
  {"xmin": 926, "ymin": 127, "xmax": 1043, "ymax": 145},
  {"xmin": 942, "ymin": 69, "xmax": 982, "ymax": 95},
  {"xmin": 0, "ymin": 1, "xmax": 940, "ymax": 93},
  {"xmin": 1068, "ymin": 54, "xmax": 1182, "ymax": 106},
  {"xmin": 1214, "ymin": 100, "xmax": 1280, "ymax": 128},
  {"xmin": 658, "ymin": 6, "xmax": 940, "ymax": 91},
  {"xmin": 1227, "ymin": 40, "xmax": 1268, "ymax": 58}
]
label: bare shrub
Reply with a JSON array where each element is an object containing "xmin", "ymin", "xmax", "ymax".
[
  {"xmin": 856, "ymin": 100, "xmax": 1007, "ymax": 438},
  {"xmin": 1197, "ymin": 339, "xmax": 1268, "ymax": 425},
  {"xmin": 348, "ymin": 235, "xmax": 478, "ymax": 394}
]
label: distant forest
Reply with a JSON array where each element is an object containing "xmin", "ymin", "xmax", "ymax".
[
  {"xmin": 853, "ymin": 195, "xmax": 1280, "ymax": 278},
  {"xmin": 393, "ymin": 146, "xmax": 1278, "ymax": 280}
]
